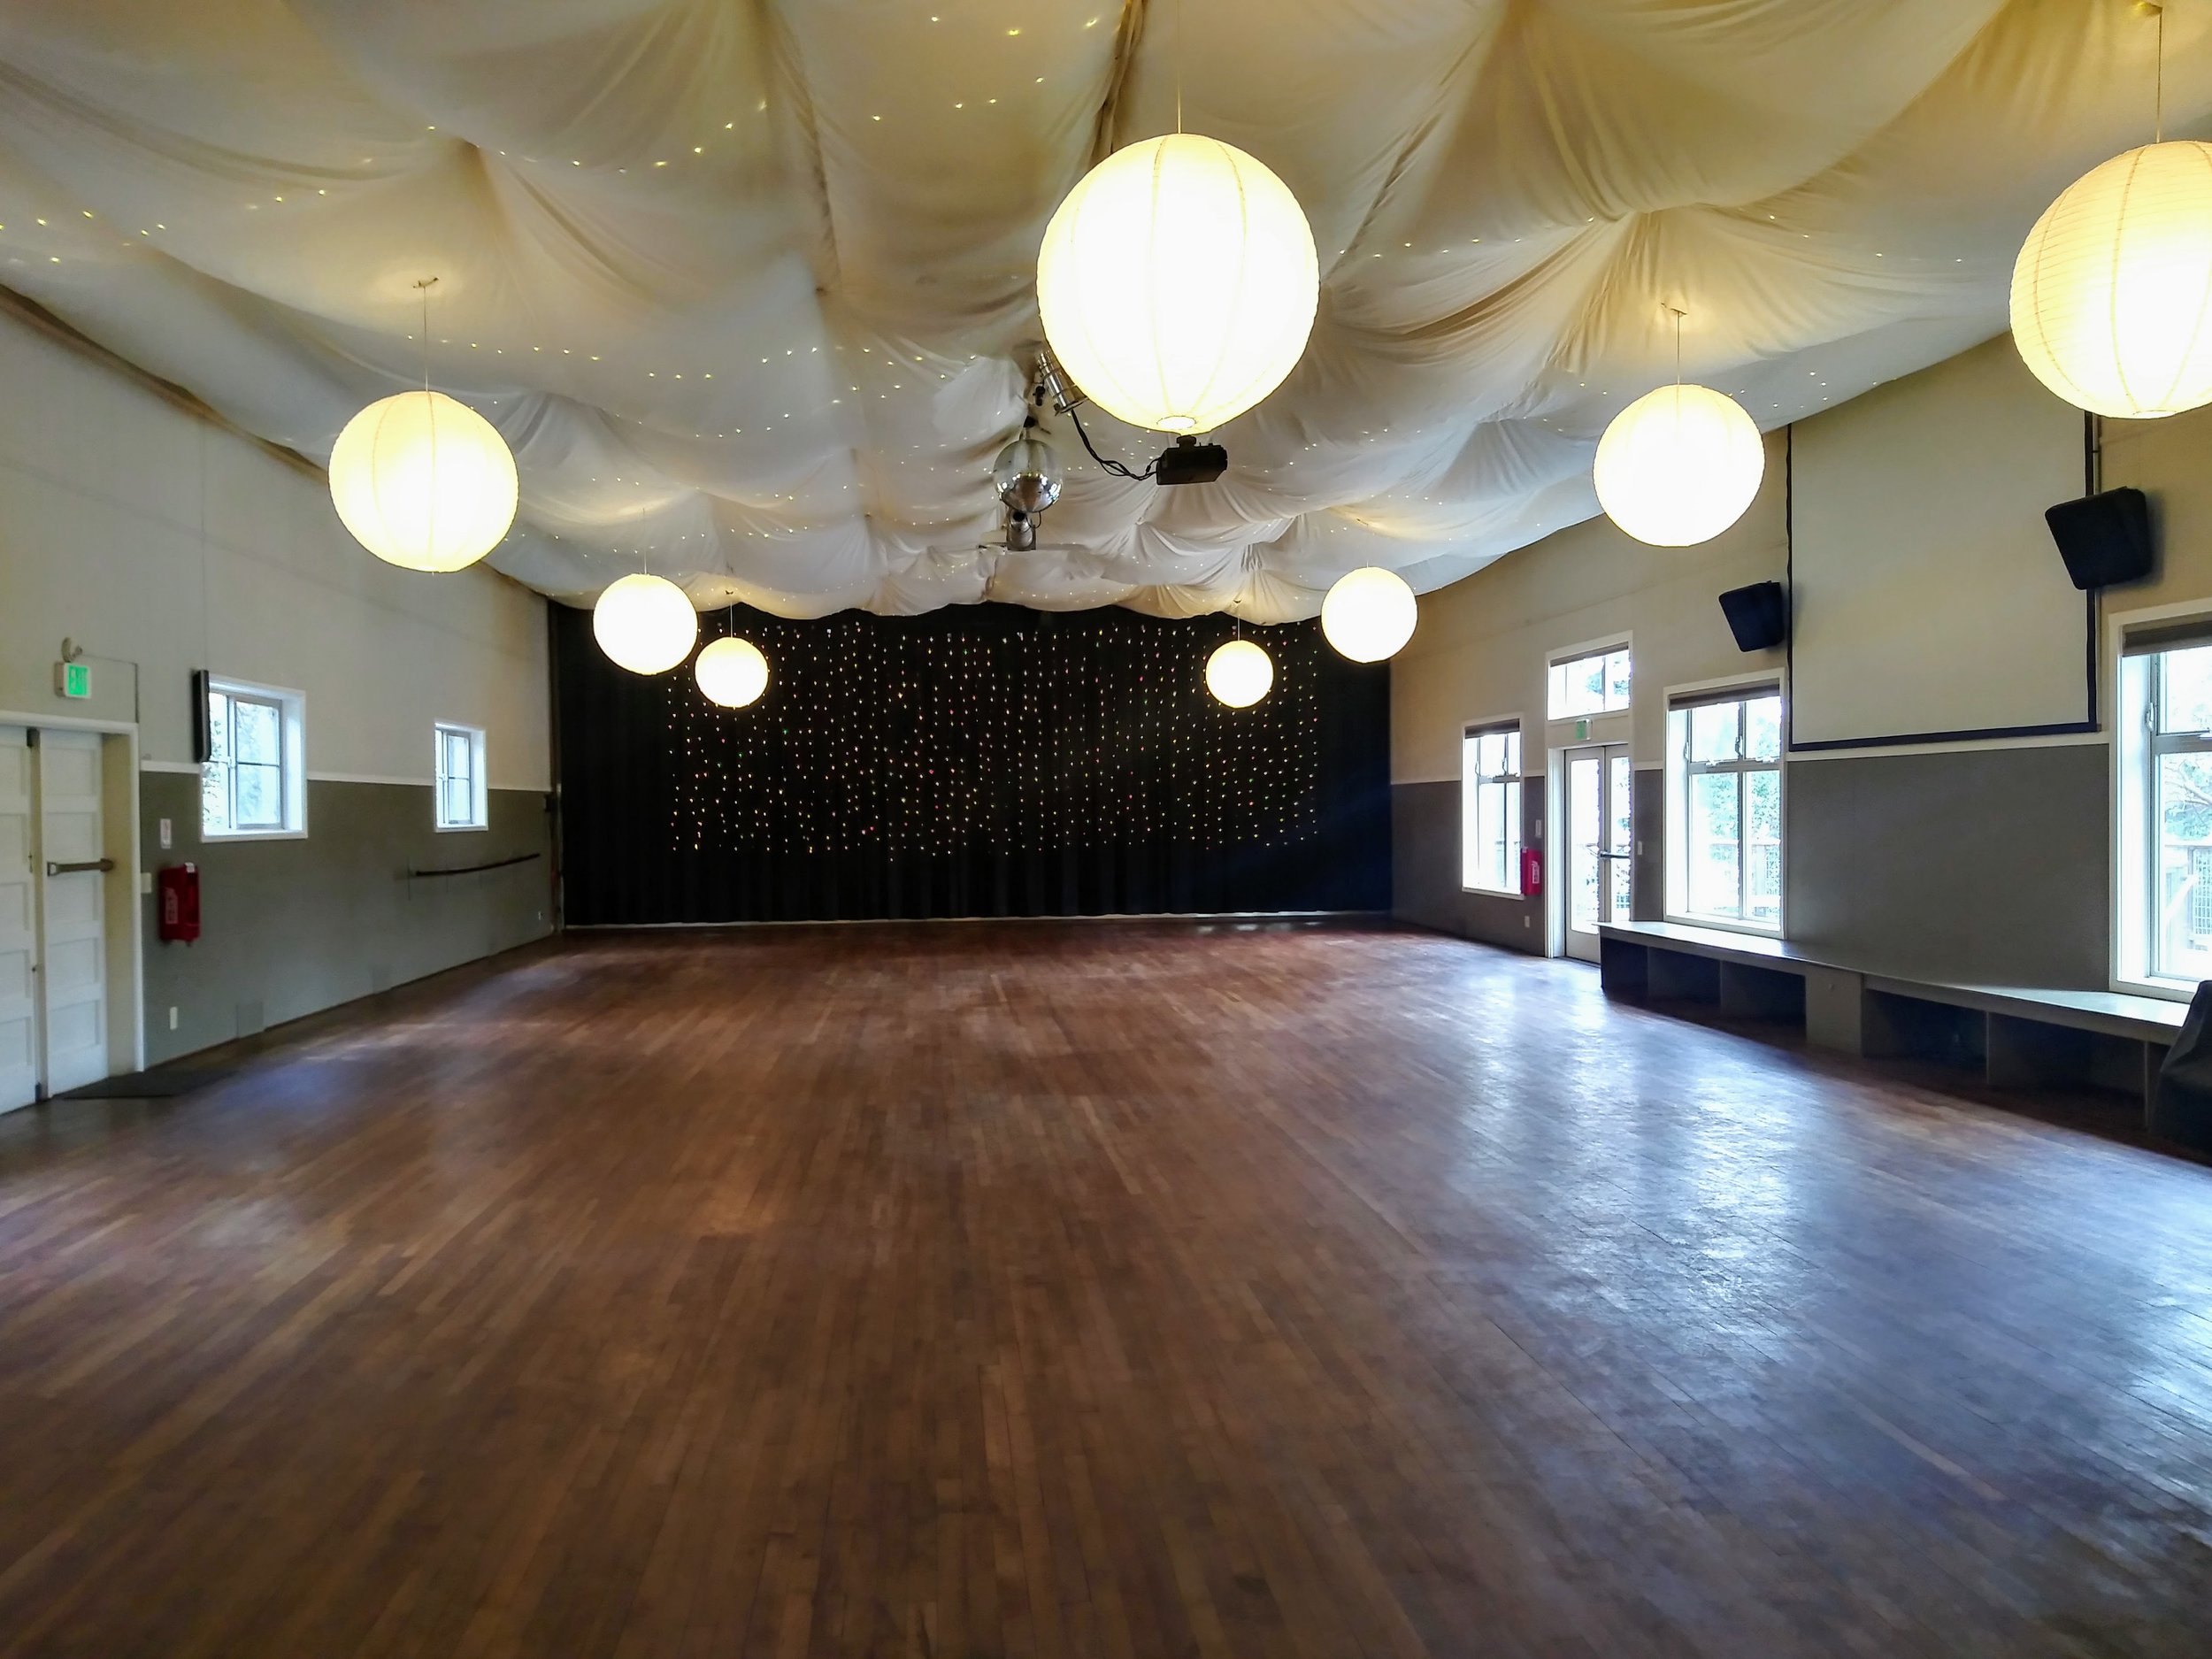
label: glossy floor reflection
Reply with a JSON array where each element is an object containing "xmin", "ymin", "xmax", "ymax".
[{"xmin": 2, "ymin": 924, "xmax": 2210, "ymax": 1657}]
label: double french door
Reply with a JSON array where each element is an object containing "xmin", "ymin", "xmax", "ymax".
[
  {"xmin": 1563, "ymin": 743, "xmax": 1632, "ymax": 963},
  {"xmin": 0, "ymin": 726, "xmax": 111, "ymax": 1112}
]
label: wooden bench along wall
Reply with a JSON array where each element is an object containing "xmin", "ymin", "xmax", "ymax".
[{"xmin": 1597, "ymin": 921, "xmax": 2188, "ymax": 1130}]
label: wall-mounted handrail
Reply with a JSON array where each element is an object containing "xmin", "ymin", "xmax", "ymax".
[{"xmin": 404, "ymin": 851, "xmax": 541, "ymax": 881}]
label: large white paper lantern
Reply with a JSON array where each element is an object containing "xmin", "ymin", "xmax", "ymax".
[
  {"xmin": 695, "ymin": 636, "xmax": 769, "ymax": 708},
  {"xmin": 2012, "ymin": 141, "xmax": 2212, "ymax": 419},
  {"xmin": 593, "ymin": 573, "xmax": 697, "ymax": 675},
  {"xmin": 1206, "ymin": 639, "xmax": 1273, "ymax": 708},
  {"xmin": 1594, "ymin": 384, "xmax": 1764, "ymax": 548},
  {"xmin": 328, "ymin": 389, "xmax": 518, "ymax": 572},
  {"xmin": 1321, "ymin": 567, "xmax": 1418, "ymax": 663},
  {"xmin": 1039, "ymin": 134, "xmax": 1318, "ymax": 435}
]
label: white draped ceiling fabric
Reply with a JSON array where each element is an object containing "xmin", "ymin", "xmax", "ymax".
[{"xmin": 0, "ymin": 1, "xmax": 2206, "ymax": 622}]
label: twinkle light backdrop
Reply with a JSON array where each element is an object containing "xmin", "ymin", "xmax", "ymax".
[{"xmin": 555, "ymin": 603, "xmax": 1389, "ymax": 924}]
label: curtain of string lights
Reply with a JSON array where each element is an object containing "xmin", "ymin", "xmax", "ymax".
[{"xmin": 553, "ymin": 603, "xmax": 1390, "ymax": 924}]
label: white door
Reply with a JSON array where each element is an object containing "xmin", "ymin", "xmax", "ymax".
[
  {"xmin": 1563, "ymin": 743, "xmax": 1632, "ymax": 964},
  {"xmin": 0, "ymin": 727, "xmax": 36, "ymax": 1111},
  {"xmin": 37, "ymin": 731, "xmax": 107, "ymax": 1095}
]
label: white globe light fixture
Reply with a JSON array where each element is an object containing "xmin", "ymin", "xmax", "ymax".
[
  {"xmin": 1321, "ymin": 567, "xmax": 1418, "ymax": 663},
  {"xmin": 694, "ymin": 636, "xmax": 770, "ymax": 708},
  {"xmin": 2013, "ymin": 141, "xmax": 2212, "ymax": 419},
  {"xmin": 329, "ymin": 278, "xmax": 518, "ymax": 573},
  {"xmin": 2012, "ymin": 8, "xmax": 2212, "ymax": 419},
  {"xmin": 1594, "ymin": 382, "xmax": 1764, "ymax": 549},
  {"xmin": 1038, "ymin": 133, "xmax": 1318, "ymax": 440},
  {"xmin": 593, "ymin": 573, "xmax": 698, "ymax": 675},
  {"xmin": 1206, "ymin": 638, "xmax": 1274, "ymax": 708},
  {"xmin": 328, "ymin": 388, "xmax": 518, "ymax": 572}
]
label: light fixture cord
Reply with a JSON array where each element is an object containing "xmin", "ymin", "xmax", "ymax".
[
  {"xmin": 1175, "ymin": 0, "xmax": 1185, "ymax": 135},
  {"xmin": 2157, "ymin": 4, "xmax": 2166, "ymax": 144},
  {"xmin": 416, "ymin": 277, "xmax": 435, "ymax": 395},
  {"xmin": 1668, "ymin": 304, "xmax": 1686, "ymax": 419}
]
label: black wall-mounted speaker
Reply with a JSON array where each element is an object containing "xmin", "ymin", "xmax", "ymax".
[
  {"xmin": 2046, "ymin": 487, "xmax": 2153, "ymax": 590},
  {"xmin": 1718, "ymin": 580, "xmax": 1788, "ymax": 653},
  {"xmin": 190, "ymin": 668, "xmax": 211, "ymax": 764}
]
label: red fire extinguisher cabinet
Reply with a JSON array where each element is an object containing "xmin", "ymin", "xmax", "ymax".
[{"xmin": 157, "ymin": 864, "xmax": 200, "ymax": 944}]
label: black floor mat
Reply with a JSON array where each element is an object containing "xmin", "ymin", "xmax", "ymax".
[{"xmin": 58, "ymin": 1068, "xmax": 235, "ymax": 1101}]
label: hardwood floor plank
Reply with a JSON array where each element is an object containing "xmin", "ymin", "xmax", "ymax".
[{"xmin": 3, "ymin": 923, "xmax": 2212, "ymax": 1656}]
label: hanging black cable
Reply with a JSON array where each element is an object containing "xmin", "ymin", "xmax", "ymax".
[{"xmin": 1063, "ymin": 399, "xmax": 1158, "ymax": 481}]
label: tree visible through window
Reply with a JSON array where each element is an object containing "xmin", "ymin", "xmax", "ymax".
[
  {"xmin": 1548, "ymin": 647, "xmax": 1631, "ymax": 720},
  {"xmin": 1462, "ymin": 725, "xmax": 1523, "ymax": 892},
  {"xmin": 203, "ymin": 683, "xmax": 296, "ymax": 835},
  {"xmin": 1670, "ymin": 690, "xmax": 1781, "ymax": 931},
  {"xmin": 2146, "ymin": 644, "xmax": 2212, "ymax": 983}
]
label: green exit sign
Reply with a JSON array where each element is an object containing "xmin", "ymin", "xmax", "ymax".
[{"xmin": 55, "ymin": 661, "xmax": 90, "ymax": 700}]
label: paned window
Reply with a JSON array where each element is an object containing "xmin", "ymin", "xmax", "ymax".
[
  {"xmin": 1548, "ymin": 646, "xmax": 1632, "ymax": 719},
  {"xmin": 203, "ymin": 678, "xmax": 305, "ymax": 838},
  {"xmin": 1666, "ymin": 687, "xmax": 1781, "ymax": 931},
  {"xmin": 435, "ymin": 722, "xmax": 488, "ymax": 831}
]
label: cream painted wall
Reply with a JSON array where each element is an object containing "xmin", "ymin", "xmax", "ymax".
[
  {"xmin": 1392, "ymin": 427, "xmax": 1787, "ymax": 785},
  {"xmin": 0, "ymin": 309, "xmax": 549, "ymax": 789},
  {"xmin": 1393, "ymin": 327, "xmax": 2212, "ymax": 987},
  {"xmin": 2098, "ymin": 405, "xmax": 2212, "ymax": 615}
]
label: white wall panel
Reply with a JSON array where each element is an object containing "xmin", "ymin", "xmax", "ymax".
[{"xmin": 0, "ymin": 311, "xmax": 550, "ymax": 790}]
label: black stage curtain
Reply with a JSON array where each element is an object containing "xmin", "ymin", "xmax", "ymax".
[{"xmin": 554, "ymin": 601, "xmax": 1390, "ymax": 924}]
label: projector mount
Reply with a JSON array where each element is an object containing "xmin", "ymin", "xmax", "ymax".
[{"xmin": 1036, "ymin": 350, "xmax": 1226, "ymax": 488}]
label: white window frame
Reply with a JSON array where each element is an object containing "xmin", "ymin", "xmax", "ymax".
[
  {"xmin": 433, "ymin": 721, "xmax": 489, "ymax": 833},
  {"xmin": 201, "ymin": 676, "xmax": 307, "ymax": 841},
  {"xmin": 2113, "ymin": 617, "xmax": 2212, "ymax": 999},
  {"xmin": 1461, "ymin": 718, "xmax": 1525, "ymax": 895},
  {"xmin": 1664, "ymin": 677, "xmax": 1783, "ymax": 936},
  {"xmin": 1547, "ymin": 634, "xmax": 1633, "ymax": 724}
]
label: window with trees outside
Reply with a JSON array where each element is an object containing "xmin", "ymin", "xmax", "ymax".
[
  {"xmin": 1548, "ymin": 645, "xmax": 1631, "ymax": 720},
  {"xmin": 2119, "ymin": 634, "xmax": 2212, "ymax": 991},
  {"xmin": 202, "ymin": 677, "xmax": 306, "ymax": 839},
  {"xmin": 1666, "ymin": 687, "xmax": 1781, "ymax": 932},
  {"xmin": 1462, "ymin": 723, "xmax": 1523, "ymax": 894}
]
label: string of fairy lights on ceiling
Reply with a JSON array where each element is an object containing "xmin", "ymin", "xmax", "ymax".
[{"xmin": 306, "ymin": 0, "xmax": 2208, "ymax": 714}]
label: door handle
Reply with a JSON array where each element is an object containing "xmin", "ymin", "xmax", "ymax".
[
  {"xmin": 1595, "ymin": 850, "xmax": 1632, "ymax": 860},
  {"xmin": 45, "ymin": 858, "xmax": 114, "ymax": 877}
]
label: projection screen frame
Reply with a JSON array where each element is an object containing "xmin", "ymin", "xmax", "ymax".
[{"xmin": 1784, "ymin": 418, "xmax": 2101, "ymax": 754}]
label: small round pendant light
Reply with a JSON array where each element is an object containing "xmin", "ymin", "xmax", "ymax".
[
  {"xmin": 1206, "ymin": 637, "xmax": 1273, "ymax": 708},
  {"xmin": 695, "ymin": 635, "xmax": 770, "ymax": 708},
  {"xmin": 329, "ymin": 279, "xmax": 518, "ymax": 572},
  {"xmin": 1320, "ymin": 567, "xmax": 1418, "ymax": 662},
  {"xmin": 1039, "ymin": 133, "xmax": 1317, "ymax": 436},
  {"xmin": 2012, "ymin": 10, "xmax": 2212, "ymax": 419},
  {"xmin": 594, "ymin": 572, "xmax": 697, "ymax": 675},
  {"xmin": 1594, "ymin": 309, "xmax": 1763, "ymax": 548}
]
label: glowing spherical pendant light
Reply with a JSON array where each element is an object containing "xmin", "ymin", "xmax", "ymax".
[
  {"xmin": 1206, "ymin": 638, "xmax": 1273, "ymax": 708},
  {"xmin": 328, "ymin": 388, "xmax": 518, "ymax": 572},
  {"xmin": 593, "ymin": 573, "xmax": 697, "ymax": 675},
  {"xmin": 694, "ymin": 636, "xmax": 770, "ymax": 708},
  {"xmin": 1594, "ymin": 382, "xmax": 1764, "ymax": 548},
  {"xmin": 1038, "ymin": 133, "xmax": 1318, "ymax": 435},
  {"xmin": 1321, "ymin": 567, "xmax": 1418, "ymax": 663},
  {"xmin": 2013, "ymin": 141, "xmax": 2212, "ymax": 419}
]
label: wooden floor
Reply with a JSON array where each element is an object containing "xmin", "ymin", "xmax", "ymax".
[{"xmin": 4, "ymin": 924, "xmax": 2212, "ymax": 1657}]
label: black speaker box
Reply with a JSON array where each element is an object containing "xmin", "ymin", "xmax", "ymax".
[
  {"xmin": 1717, "ymin": 580, "xmax": 1787, "ymax": 653},
  {"xmin": 2047, "ymin": 487, "xmax": 2153, "ymax": 589},
  {"xmin": 190, "ymin": 667, "xmax": 211, "ymax": 764}
]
